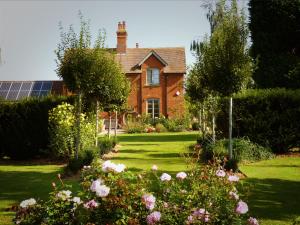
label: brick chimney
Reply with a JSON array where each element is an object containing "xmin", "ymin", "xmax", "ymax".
[{"xmin": 116, "ymin": 21, "xmax": 127, "ymax": 54}]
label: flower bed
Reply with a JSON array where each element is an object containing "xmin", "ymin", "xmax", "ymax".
[{"xmin": 15, "ymin": 160, "xmax": 258, "ymax": 224}]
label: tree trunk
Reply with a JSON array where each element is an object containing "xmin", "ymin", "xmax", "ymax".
[
  {"xmin": 75, "ymin": 92, "xmax": 82, "ymax": 159},
  {"xmin": 95, "ymin": 101, "xmax": 99, "ymax": 147},
  {"xmin": 198, "ymin": 109, "xmax": 201, "ymax": 133},
  {"xmin": 108, "ymin": 113, "xmax": 111, "ymax": 138},
  {"xmin": 229, "ymin": 97, "xmax": 233, "ymax": 159},
  {"xmin": 212, "ymin": 114, "xmax": 216, "ymax": 143},
  {"xmin": 202, "ymin": 107, "xmax": 206, "ymax": 136},
  {"xmin": 114, "ymin": 111, "xmax": 118, "ymax": 137}
]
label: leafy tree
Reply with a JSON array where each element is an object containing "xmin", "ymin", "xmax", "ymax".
[
  {"xmin": 188, "ymin": 0, "xmax": 253, "ymax": 159},
  {"xmin": 249, "ymin": 0, "xmax": 300, "ymax": 88},
  {"xmin": 56, "ymin": 13, "xmax": 130, "ymax": 157}
]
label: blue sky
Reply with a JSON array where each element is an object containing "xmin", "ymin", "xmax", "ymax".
[{"xmin": 0, "ymin": 0, "xmax": 248, "ymax": 80}]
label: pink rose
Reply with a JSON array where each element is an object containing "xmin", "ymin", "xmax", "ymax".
[
  {"xmin": 248, "ymin": 217, "xmax": 259, "ymax": 225},
  {"xmin": 142, "ymin": 194, "xmax": 156, "ymax": 210},
  {"xmin": 146, "ymin": 211, "xmax": 161, "ymax": 224},
  {"xmin": 216, "ymin": 169, "xmax": 226, "ymax": 177},
  {"xmin": 160, "ymin": 173, "xmax": 171, "ymax": 181},
  {"xmin": 236, "ymin": 200, "xmax": 248, "ymax": 214},
  {"xmin": 176, "ymin": 172, "xmax": 187, "ymax": 180}
]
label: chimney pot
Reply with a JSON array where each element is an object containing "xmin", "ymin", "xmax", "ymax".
[
  {"xmin": 136, "ymin": 43, "xmax": 139, "ymax": 48},
  {"xmin": 116, "ymin": 21, "xmax": 127, "ymax": 54}
]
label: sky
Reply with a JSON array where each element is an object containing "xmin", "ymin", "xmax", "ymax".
[{"xmin": 0, "ymin": 0, "xmax": 249, "ymax": 81}]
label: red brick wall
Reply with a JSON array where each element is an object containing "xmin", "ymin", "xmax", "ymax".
[{"xmin": 125, "ymin": 55, "xmax": 184, "ymax": 118}]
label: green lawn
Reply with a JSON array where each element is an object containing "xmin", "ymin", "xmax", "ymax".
[
  {"xmin": 241, "ymin": 157, "xmax": 300, "ymax": 225},
  {"xmin": 0, "ymin": 162, "xmax": 79, "ymax": 225},
  {"xmin": 111, "ymin": 132, "xmax": 198, "ymax": 173},
  {"xmin": 0, "ymin": 132, "xmax": 299, "ymax": 225}
]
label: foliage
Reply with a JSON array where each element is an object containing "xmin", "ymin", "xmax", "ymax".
[
  {"xmin": 48, "ymin": 103, "xmax": 95, "ymax": 159},
  {"xmin": 98, "ymin": 136, "xmax": 118, "ymax": 155},
  {"xmin": 293, "ymin": 216, "xmax": 300, "ymax": 225},
  {"xmin": 0, "ymin": 96, "xmax": 73, "ymax": 159},
  {"xmin": 216, "ymin": 88, "xmax": 300, "ymax": 153},
  {"xmin": 65, "ymin": 148, "xmax": 98, "ymax": 174},
  {"xmin": 155, "ymin": 123, "xmax": 167, "ymax": 133},
  {"xmin": 15, "ymin": 160, "xmax": 258, "ymax": 225},
  {"xmin": 200, "ymin": 138, "xmax": 274, "ymax": 165},
  {"xmin": 249, "ymin": 0, "xmax": 300, "ymax": 88}
]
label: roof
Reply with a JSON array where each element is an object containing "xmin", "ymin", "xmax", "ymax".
[{"xmin": 114, "ymin": 47, "xmax": 186, "ymax": 74}]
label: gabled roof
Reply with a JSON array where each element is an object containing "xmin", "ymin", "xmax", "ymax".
[
  {"xmin": 114, "ymin": 47, "xmax": 186, "ymax": 74},
  {"xmin": 137, "ymin": 50, "xmax": 168, "ymax": 67}
]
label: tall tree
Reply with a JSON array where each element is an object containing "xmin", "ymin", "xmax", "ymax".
[
  {"xmin": 249, "ymin": 0, "xmax": 300, "ymax": 88},
  {"xmin": 56, "ymin": 13, "xmax": 130, "ymax": 157},
  {"xmin": 188, "ymin": 0, "xmax": 253, "ymax": 159}
]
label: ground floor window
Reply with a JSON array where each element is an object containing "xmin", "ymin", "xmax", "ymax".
[{"xmin": 147, "ymin": 98, "xmax": 159, "ymax": 119}]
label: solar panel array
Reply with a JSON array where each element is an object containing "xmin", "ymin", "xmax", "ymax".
[{"xmin": 0, "ymin": 81, "xmax": 53, "ymax": 101}]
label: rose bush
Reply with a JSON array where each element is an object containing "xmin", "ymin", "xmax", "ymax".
[{"xmin": 15, "ymin": 160, "xmax": 258, "ymax": 224}]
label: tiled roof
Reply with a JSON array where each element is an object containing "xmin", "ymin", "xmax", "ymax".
[{"xmin": 114, "ymin": 47, "xmax": 186, "ymax": 74}]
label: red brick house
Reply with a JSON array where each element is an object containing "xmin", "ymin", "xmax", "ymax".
[{"xmin": 114, "ymin": 21, "xmax": 186, "ymax": 119}]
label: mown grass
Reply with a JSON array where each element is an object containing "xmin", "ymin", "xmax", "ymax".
[
  {"xmin": 241, "ymin": 157, "xmax": 300, "ymax": 225},
  {"xmin": 0, "ymin": 132, "xmax": 299, "ymax": 225},
  {"xmin": 0, "ymin": 162, "xmax": 79, "ymax": 225}
]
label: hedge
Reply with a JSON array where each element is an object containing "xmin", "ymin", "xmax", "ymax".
[
  {"xmin": 0, "ymin": 96, "xmax": 74, "ymax": 159},
  {"xmin": 217, "ymin": 88, "xmax": 300, "ymax": 153}
]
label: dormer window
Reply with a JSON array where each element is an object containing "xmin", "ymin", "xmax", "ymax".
[{"xmin": 147, "ymin": 68, "xmax": 160, "ymax": 85}]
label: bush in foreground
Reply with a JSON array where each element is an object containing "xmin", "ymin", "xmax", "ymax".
[{"xmin": 15, "ymin": 160, "xmax": 258, "ymax": 225}]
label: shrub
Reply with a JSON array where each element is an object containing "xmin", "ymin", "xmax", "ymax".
[
  {"xmin": 217, "ymin": 88, "xmax": 300, "ymax": 153},
  {"xmin": 200, "ymin": 138, "xmax": 274, "ymax": 165},
  {"xmin": 15, "ymin": 160, "xmax": 258, "ymax": 225},
  {"xmin": 65, "ymin": 148, "xmax": 98, "ymax": 174},
  {"xmin": 293, "ymin": 216, "xmax": 300, "ymax": 225},
  {"xmin": 48, "ymin": 103, "xmax": 95, "ymax": 159},
  {"xmin": 192, "ymin": 122, "xmax": 200, "ymax": 131},
  {"xmin": 163, "ymin": 115, "xmax": 190, "ymax": 132},
  {"xmin": 98, "ymin": 136, "xmax": 118, "ymax": 155},
  {"xmin": 0, "ymin": 96, "xmax": 73, "ymax": 159},
  {"xmin": 155, "ymin": 123, "xmax": 167, "ymax": 133}
]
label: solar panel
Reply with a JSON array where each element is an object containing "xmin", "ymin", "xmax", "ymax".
[
  {"xmin": 0, "ymin": 82, "xmax": 12, "ymax": 91},
  {"xmin": 20, "ymin": 82, "xmax": 32, "ymax": 91},
  {"xmin": 7, "ymin": 91, "xmax": 19, "ymax": 100},
  {"xmin": 11, "ymin": 82, "xmax": 22, "ymax": 90},
  {"xmin": 41, "ymin": 81, "xmax": 52, "ymax": 91},
  {"xmin": 17, "ymin": 91, "xmax": 30, "ymax": 100},
  {"xmin": 32, "ymin": 81, "xmax": 43, "ymax": 91},
  {"xmin": 0, "ymin": 81, "xmax": 54, "ymax": 101}
]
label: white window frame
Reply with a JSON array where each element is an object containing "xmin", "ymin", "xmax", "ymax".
[
  {"xmin": 146, "ymin": 68, "xmax": 160, "ymax": 85},
  {"xmin": 147, "ymin": 98, "xmax": 160, "ymax": 120}
]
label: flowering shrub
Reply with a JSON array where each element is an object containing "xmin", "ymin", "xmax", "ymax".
[
  {"xmin": 15, "ymin": 160, "xmax": 258, "ymax": 225},
  {"xmin": 49, "ymin": 102, "xmax": 95, "ymax": 159}
]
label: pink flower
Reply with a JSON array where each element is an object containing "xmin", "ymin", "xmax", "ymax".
[
  {"xmin": 236, "ymin": 200, "xmax": 248, "ymax": 214},
  {"xmin": 216, "ymin": 169, "xmax": 226, "ymax": 177},
  {"xmin": 248, "ymin": 217, "xmax": 259, "ymax": 225},
  {"xmin": 229, "ymin": 191, "xmax": 239, "ymax": 200},
  {"xmin": 160, "ymin": 173, "xmax": 171, "ymax": 181},
  {"xmin": 102, "ymin": 160, "xmax": 126, "ymax": 173},
  {"xmin": 83, "ymin": 199, "xmax": 98, "ymax": 209},
  {"xmin": 142, "ymin": 194, "xmax": 156, "ymax": 210},
  {"xmin": 228, "ymin": 175, "xmax": 240, "ymax": 182},
  {"xmin": 163, "ymin": 202, "xmax": 169, "ymax": 208},
  {"xmin": 152, "ymin": 165, "xmax": 158, "ymax": 171},
  {"xmin": 193, "ymin": 208, "xmax": 210, "ymax": 222},
  {"xmin": 176, "ymin": 172, "xmax": 187, "ymax": 180},
  {"xmin": 90, "ymin": 179, "xmax": 103, "ymax": 192},
  {"xmin": 187, "ymin": 215, "xmax": 194, "ymax": 224},
  {"xmin": 146, "ymin": 211, "xmax": 161, "ymax": 224}
]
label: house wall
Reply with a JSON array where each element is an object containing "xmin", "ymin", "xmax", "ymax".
[{"xmin": 125, "ymin": 55, "xmax": 184, "ymax": 118}]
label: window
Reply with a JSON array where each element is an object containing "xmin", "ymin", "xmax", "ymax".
[
  {"xmin": 147, "ymin": 68, "xmax": 159, "ymax": 85},
  {"xmin": 147, "ymin": 99, "xmax": 160, "ymax": 119}
]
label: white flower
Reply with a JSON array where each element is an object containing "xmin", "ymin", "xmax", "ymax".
[
  {"xmin": 72, "ymin": 197, "xmax": 82, "ymax": 204},
  {"xmin": 216, "ymin": 169, "xmax": 226, "ymax": 177},
  {"xmin": 176, "ymin": 172, "xmax": 187, "ymax": 180},
  {"xmin": 114, "ymin": 163, "xmax": 126, "ymax": 173},
  {"xmin": 151, "ymin": 165, "xmax": 158, "ymax": 171},
  {"xmin": 90, "ymin": 179, "xmax": 104, "ymax": 192},
  {"xmin": 95, "ymin": 185, "xmax": 110, "ymax": 197},
  {"xmin": 102, "ymin": 160, "xmax": 125, "ymax": 173},
  {"xmin": 229, "ymin": 191, "xmax": 239, "ymax": 200},
  {"xmin": 56, "ymin": 190, "xmax": 72, "ymax": 200},
  {"xmin": 160, "ymin": 173, "xmax": 171, "ymax": 181},
  {"xmin": 228, "ymin": 175, "xmax": 240, "ymax": 182},
  {"xmin": 20, "ymin": 198, "xmax": 36, "ymax": 208}
]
